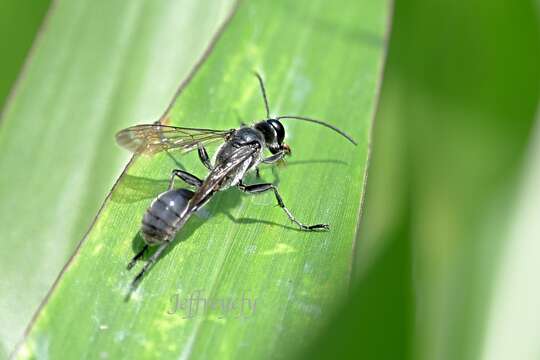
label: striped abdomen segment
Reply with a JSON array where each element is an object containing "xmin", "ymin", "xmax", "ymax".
[{"xmin": 141, "ymin": 188, "xmax": 194, "ymax": 245}]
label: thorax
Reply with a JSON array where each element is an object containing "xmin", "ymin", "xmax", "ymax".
[{"xmin": 213, "ymin": 127, "xmax": 264, "ymax": 188}]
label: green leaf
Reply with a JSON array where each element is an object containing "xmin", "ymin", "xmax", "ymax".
[
  {"xmin": 0, "ymin": 0, "xmax": 235, "ymax": 355},
  {"xmin": 12, "ymin": 0, "xmax": 391, "ymax": 358}
]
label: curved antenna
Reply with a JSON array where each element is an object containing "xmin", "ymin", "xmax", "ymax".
[
  {"xmin": 253, "ymin": 72, "xmax": 271, "ymax": 118},
  {"xmin": 277, "ymin": 115, "xmax": 357, "ymax": 146}
]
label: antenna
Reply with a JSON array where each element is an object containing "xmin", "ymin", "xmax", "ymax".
[
  {"xmin": 253, "ymin": 72, "xmax": 356, "ymax": 146},
  {"xmin": 253, "ymin": 72, "xmax": 271, "ymax": 118},
  {"xmin": 277, "ymin": 115, "xmax": 357, "ymax": 145}
]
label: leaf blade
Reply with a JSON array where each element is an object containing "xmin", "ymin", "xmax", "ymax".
[{"xmin": 14, "ymin": 0, "xmax": 391, "ymax": 358}]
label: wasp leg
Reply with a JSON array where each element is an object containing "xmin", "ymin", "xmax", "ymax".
[
  {"xmin": 127, "ymin": 244, "xmax": 148, "ymax": 270},
  {"xmin": 130, "ymin": 241, "xmax": 170, "ymax": 290},
  {"xmin": 169, "ymin": 169, "xmax": 203, "ymax": 190},
  {"xmin": 238, "ymin": 182, "xmax": 329, "ymax": 231},
  {"xmin": 262, "ymin": 151, "xmax": 285, "ymax": 164},
  {"xmin": 255, "ymin": 167, "xmax": 261, "ymax": 179},
  {"xmin": 197, "ymin": 143, "xmax": 213, "ymax": 170}
]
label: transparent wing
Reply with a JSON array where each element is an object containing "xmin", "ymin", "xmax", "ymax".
[{"xmin": 115, "ymin": 124, "xmax": 235, "ymax": 155}]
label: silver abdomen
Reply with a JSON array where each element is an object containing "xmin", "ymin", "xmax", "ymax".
[{"xmin": 141, "ymin": 188, "xmax": 194, "ymax": 245}]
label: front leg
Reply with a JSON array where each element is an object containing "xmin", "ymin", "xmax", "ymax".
[
  {"xmin": 262, "ymin": 150, "xmax": 286, "ymax": 164},
  {"xmin": 238, "ymin": 181, "xmax": 329, "ymax": 231}
]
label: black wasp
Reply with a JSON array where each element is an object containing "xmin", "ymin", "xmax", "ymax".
[{"xmin": 116, "ymin": 73, "xmax": 356, "ymax": 289}]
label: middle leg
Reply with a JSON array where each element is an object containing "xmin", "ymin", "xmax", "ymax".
[
  {"xmin": 197, "ymin": 143, "xmax": 213, "ymax": 171},
  {"xmin": 169, "ymin": 169, "xmax": 203, "ymax": 190}
]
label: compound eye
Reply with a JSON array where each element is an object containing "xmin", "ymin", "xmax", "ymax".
[{"xmin": 268, "ymin": 119, "xmax": 285, "ymax": 144}]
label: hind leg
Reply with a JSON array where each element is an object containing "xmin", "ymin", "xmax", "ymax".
[
  {"xmin": 129, "ymin": 241, "xmax": 171, "ymax": 290},
  {"xmin": 238, "ymin": 181, "xmax": 329, "ymax": 231},
  {"xmin": 127, "ymin": 244, "xmax": 148, "ymax": 270}
]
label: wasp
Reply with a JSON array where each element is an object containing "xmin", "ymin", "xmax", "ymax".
[{"xmin": 116, "ymin": 73, "xmax": 356, "ymax": 288}]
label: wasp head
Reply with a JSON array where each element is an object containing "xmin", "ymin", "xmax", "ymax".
[{"xmin": 254, "ymin": 119, "xmax": 289, "ymax": 155}]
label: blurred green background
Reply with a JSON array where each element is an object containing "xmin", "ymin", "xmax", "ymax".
[
  {"xmin": 309, "ymin": 0, "xmax": 540, "ymax": 359},
  {"xmin": 0, "ymin": 1, "xmax": 50, "ymax": 110},
  {"xmin": 1, "ymin": 0, "xmax": 539, "ymax": 359},
  {"xmin": 0, "ymin": 2, "xmax": 51, "ymax": 359}
]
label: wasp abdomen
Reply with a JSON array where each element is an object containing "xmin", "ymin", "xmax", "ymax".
[{"xmin": 141, "ymin": 188, "xmax": 194, "ymax": 245}]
